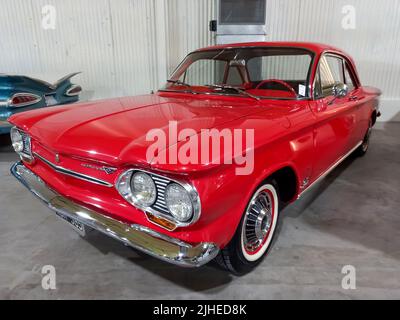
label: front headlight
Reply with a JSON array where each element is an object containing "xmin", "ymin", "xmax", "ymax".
[
  {"xmin": 10, "ymin": 127, "xmax": 24, "ymax": 153},
  {"xmin": 116, "ymin": 169, "xmax": 201, "ymax": 228},
  {"xmin": 10, "ymin": 127, "xmax": 33, "ymax": 162},
  {"xmin": 165, "ymin": 183, "xmax": 193, "ymax": 222},
  {"xmin": 130, "ymin": 172, "xmax": 157, "ymax": 206}
]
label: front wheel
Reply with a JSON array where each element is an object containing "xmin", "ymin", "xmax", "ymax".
[{"xmin": 215, "ymin": 180, "xmax": 281, "ymax": 275}]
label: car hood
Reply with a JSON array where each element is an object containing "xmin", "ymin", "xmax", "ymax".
[{"xmin": 9, "ymin": 93, "xmax": 291, "ymax": 168}]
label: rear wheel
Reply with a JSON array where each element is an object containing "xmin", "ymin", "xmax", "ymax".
[
  {"xmin": 356, "ymin": 119, "xmax": 372, "ymax": 156},
  {"xmin": 215, "ymin": 180, "xmax": 281, "ymax": 275}
]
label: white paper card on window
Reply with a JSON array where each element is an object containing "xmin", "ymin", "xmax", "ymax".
[{"xmin": 298, "ymin": 84, "xmax": 306, "ymax": 97}]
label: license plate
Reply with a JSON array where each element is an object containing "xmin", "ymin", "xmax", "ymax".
[
  {"xmin": 45, "ymin": 95, "xmax": 58, "ymax": 106},
  {"xmin": 56, "ymin": 212, "xmax": 86, "ymax": 237}
]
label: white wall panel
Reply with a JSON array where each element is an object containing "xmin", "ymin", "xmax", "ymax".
[
  {"xmin": 264, "ymin": 0, "xmax": 400, "ymax": 121},
  {"xmin": 0, "ymin": 0, "xmax": 215, "ymax": 100},
  {"xmin": 0, "ymin": 0, "xmax": 399, "ymax": 120},
  {"xmin": 165, "ymin": 0, "xmax": 215, "ymax": 76},
  {"xmin": 218, "ymin": 0, "xmax": 400, "ymax": 121}
]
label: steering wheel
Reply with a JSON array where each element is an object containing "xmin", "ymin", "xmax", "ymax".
[{"xmin": 255, "ymin": 79, "xmax": 298, "ymax": 97}]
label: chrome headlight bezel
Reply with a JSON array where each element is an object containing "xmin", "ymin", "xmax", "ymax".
[
  {"xmin": 10, "ymin": 127, "xmax": 24, "ymax": 152},
  {"xmin": 10, "ymin": 127, "xmax": 34, "ymax": 163},
  {"xmin": 116, "ymin": 169, "xmax": 201, "ymax": 228}
]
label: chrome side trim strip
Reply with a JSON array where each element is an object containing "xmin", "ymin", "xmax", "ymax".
[
  {"xmin": 11, "ymin": 162, "xmax": 219, "ymax": 267},
  {"xmin": 298, "ymin": 141, "xmax": 363, "ymax": 198},
  {"xmin": 34, "ymin": 152, "xmax": 113, "ymax": 188}
]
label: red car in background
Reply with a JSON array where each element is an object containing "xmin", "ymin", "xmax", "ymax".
[{"xmin": 9, "ymin": 42, "xmax": 381, "ymax": 274}]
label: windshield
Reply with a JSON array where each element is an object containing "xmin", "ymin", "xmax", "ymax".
[{"xmin": 162, "ymin": 47, "xmax": 314, "ymax": 100}]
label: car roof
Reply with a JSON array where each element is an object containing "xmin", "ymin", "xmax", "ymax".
[{"xmin": 195, "ymin": 41, "xmax": 348, "ymax": 56}]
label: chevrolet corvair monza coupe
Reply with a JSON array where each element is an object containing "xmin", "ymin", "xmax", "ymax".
[{"xmin": 9, "ymin": 42, "xmax": 381, "ymax": 274}]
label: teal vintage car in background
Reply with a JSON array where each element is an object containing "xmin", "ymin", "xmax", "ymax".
[{"xmin": 0, "ymin": 73, "xmax": 81, "ymax": 134}]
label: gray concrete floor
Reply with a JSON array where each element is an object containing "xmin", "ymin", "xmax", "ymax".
[{"xmin": 0, "ymin": 124, "xmax": 399, "ymax": 300}]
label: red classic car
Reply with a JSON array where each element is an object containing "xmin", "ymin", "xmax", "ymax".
[{"xmin": 9, "ymin": 42, "xmax": 381, "ymax": 274}]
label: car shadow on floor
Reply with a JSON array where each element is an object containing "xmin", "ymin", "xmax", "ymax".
[
  {"xmin": 283, "ymin": 156, "xmax": 356, "ymax": 220},
  {"xmin": 83, "ymin": 230, "xmax": 234, "ymax": 292},
  {"xmin": 281, "ymin": 128, "xmax": 400, "ymax": 261}
]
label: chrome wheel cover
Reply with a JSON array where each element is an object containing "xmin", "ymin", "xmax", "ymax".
[{"xmin": 243, "ymin": 189, "xmax": 274, "ymax": 253}]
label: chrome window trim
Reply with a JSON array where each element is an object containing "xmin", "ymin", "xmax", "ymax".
[
  {"xmin": 116, "ymin": 168, "xmax": 202, "ymax": 228},
  {"xmin": 158, "ymin": 89, "xmax": 311, "ymax": 101},
  {"xmin": 313, "ymin": 53, "xmax": 345, "ymax": 99},
  {"xmin": 312, "ymin": 51, "xmax": 360, "ymax": 100},
  {"xmin": 165, "ymin": 46, "xmax": 316, "ymax": 99},
  {"xmin": 33, "ymin": 152, "xmax": 114, "ymax": 188}
]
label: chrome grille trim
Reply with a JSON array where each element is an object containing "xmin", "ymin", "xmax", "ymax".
[
  {"xmin": 153, "ymin": 204, "xmax": 170, "ymax": 214},
  {"xmin": 33, "ymin": 152, "xmax": 114, "ymax": 188},
  {"xmin": 116, "ymin": 169, "xmax": 202, "ymax": 228},
  {"xmin": 21, "ymin": 133, "xmax": 31, "ymax": 155},
  {"xmin": 152, "ymin": 175, "xmax": 171, "ymax": 214}
]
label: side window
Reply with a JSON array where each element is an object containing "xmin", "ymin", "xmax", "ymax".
[
  {"xmin": 318, "ymin": 55, "xmax": 344, "ymax": 97},
  {"xmin": 344, "ymin": 63, "xmax": 356, "ymax": 91}
]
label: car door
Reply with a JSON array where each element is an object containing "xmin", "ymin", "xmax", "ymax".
[
  {"xmin": 343, "ymin": 60, "xmax": 369, "ymax": 144},
  {"xmin": 309, "ymin": 54, "xmax": 359, "ymax": 179}
]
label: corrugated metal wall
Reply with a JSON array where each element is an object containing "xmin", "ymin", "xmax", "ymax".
[
  {"xmin": 0, "ymin": 0, "xmax": 215, "ymax": 100},
  {"xmin": 264, "ymin": 0, "xmax": 400, "ymax": 121},
  {"xmin": 0, "ymin": 0, "xmax": 398, "ymax": 120},
  {"xmin": 166, "ymin": 0, "xmax": 215, "ymax": 76}
]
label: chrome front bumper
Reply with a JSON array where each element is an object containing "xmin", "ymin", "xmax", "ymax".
[{"xmin": 11, "ymin": 162, "xmax": 219, "ymax": 267}]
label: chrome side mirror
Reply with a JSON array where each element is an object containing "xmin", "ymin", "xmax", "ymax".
[
  {"xmin": 329, "ymin": 83, "xmax": 349, "ymax": 105},
  {"xmin": 332, "ymin": 83, "xmax": 349, "ymax": 98}
]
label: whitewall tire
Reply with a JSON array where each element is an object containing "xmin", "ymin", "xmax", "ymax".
[
  {"xmin": 240, "ymin": 184, "xmax": 279, "ymax": 262},
  {"xmin": 215, "ymin": 179, "xmax": 281, "ymax": 275}
]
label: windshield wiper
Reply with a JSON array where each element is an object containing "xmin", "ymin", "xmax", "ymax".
[
  {"xmin": 167, "ymin": 79, "xmax": 192, "ymax": 87},
  {"xmin": 206, "ymin": 84, "xmax": 260, "ymax": 101}
]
